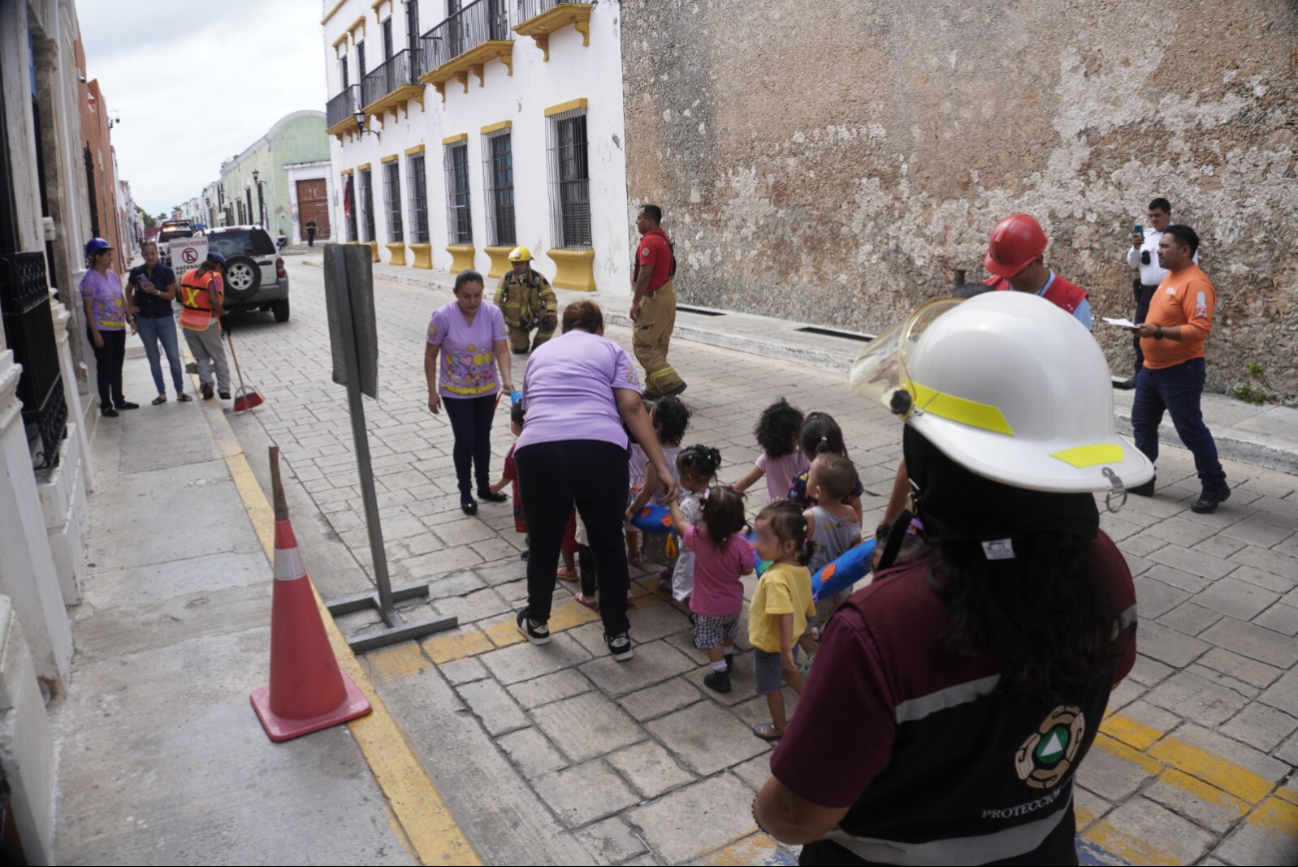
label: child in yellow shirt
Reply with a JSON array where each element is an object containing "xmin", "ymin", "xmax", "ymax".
[{"xmin": 748, "ymin": 500, "xmax": 816, "ymax": 741}]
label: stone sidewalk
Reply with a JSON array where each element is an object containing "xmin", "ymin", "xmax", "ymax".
[{"xmin": 223, "ymin": 260, "xmax": 1296, "ymax": 865}]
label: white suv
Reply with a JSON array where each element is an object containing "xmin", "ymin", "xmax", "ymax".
[{"xmin": 205, "ymin": 225, "xmax": 291, "ymax": 322}]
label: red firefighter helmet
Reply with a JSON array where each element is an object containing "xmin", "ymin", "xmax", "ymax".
[{"xmin": 984, "ymin": 214, "xmax": 1048, "ymax": 278}]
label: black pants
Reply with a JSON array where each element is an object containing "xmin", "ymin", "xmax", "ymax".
[
  {"xmin": 517, "ymin": 440, "xmax": 631, "ymax": 637},
  {"xmin": 1131, "ymin": 281, "xmax": 1157, "ymax": 376},
  {"xmin": 444, "ymin": 394, "xmax": 497, "ymax": 499},
  {"xmin": 307, "ymin": 229, "xmax": 316, "ymax": 247},
  {"xmin": 88, "ymin": 327, "xmax": 127, "ymax": 409}
]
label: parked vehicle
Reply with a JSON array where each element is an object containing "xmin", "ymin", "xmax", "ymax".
[
  {"xmin": 157, "ymin": 219, "xmax": 197, "ymax": 268},
  {"xmin": 204, "ymin": 225, "xmax": 291, "ymax": 322}
]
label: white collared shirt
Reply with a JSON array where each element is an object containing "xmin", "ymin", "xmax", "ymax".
[{"xmin": 1126, "ymin": 226, "xmax": 1199, "ymax": 286}]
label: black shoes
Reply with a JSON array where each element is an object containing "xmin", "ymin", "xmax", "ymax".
[
  {"xmin": 218, "ymin": 390, "xmax": 231, "ymax": 400},
  {"xmin": 1191, "ymin": 488, "xmax": 1231, "ymax": 514},
  {"xmin": 201, "ymin": 384, "xmax": 214, "ymax": 400},
  {"xmin": 101, "ymin": 407, "xmax": 119, "ymax": 418},
  {"xmin": 1130, "ymin": 478, "xmax": 1156, "ymax": 497},
  {"xmin": 703, "ymin": 669, "xmax": 732, "ymax": 693},
  {"xmin": 478, "ymin": 488, "xmax": 508, "ymax": 503},
  {"xmin": 605, "ymin": 632, "xmax": 633, "ymax": 661},
  {"xmin": 662, "ymin": 383, "xmax": 688, "ymax": 398},
  {"xmin": 516, "ymin": 609, "xmax": 550, "ymax": 645},
  {"xmin": 116, "ymin": 401, "xmax": 139, "ymax": 410},
  {"xmin": 461, "ymin": 496, "xmax": 478, "ymax": 516}
]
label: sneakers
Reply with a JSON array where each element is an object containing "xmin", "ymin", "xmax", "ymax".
[
  {"xmin": 703, "ymin": 668, "xmax": 732, "ymax": 693},
  {"xmin": 515, "ymin": 609, "xmax": 550, "ymax": 645},
  {"xmin": 1191, "ymin": 487, "xmax": 1231, "ymax": 514},
  {"xmin": 605, "ymin": 632, "xmax": 633, "ymax": 661}
]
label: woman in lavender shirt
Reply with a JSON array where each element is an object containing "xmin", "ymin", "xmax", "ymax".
[
  {"xmin": 512, "ymin": 301, "xmax": 677, "ymax": 662},
  {"xmin": 80, "ymin": 238, "xmax": 138, "ymax": 417},
  {"xmin": 425, "ymin": 270, "xmax": 516, "ymax": 515}
]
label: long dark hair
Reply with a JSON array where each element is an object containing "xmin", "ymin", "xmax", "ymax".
[
  {"xmin": 800, "ymin": 411, "xmax": 847, "ymax": 459},
  {"xmin": 701, "ymin": 486, "xmax": 746, "ymax": 548},
  {"xmin": 756, "ymin": 500, "xmax": 814, "ymax": 567},
  {"xmin": 931, "ymin": 533, "xmax": 1131, "ymax": 698}
]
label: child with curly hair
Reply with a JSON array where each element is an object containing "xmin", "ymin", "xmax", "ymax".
[{"xmin": 733, "ymin": 398, "xmax": 808, "ymax": 503}]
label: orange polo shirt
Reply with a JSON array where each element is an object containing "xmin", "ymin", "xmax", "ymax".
[{"xmin": 1142, "ymin": 264, "xmax": 1214, "ymax": 370}]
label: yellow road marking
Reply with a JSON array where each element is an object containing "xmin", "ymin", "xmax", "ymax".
[
  {"xmin": 697, "ymin": 831, "xmax": 774, "ymax": 866},
  {"xmin": 1148, "ymin": 737, "xmax": 1275, "ymax": 804},
  {"xmin": 1159, "ymin": 769, "xmax": 1248, "ymax": 819},
  {"xmin": 424, "ymin": 627, "xmax": 494, "ymax": 664},
  {"xmin": 188, "ymin": 355, "xmax": 481, "ymax": 866},
  {"xmin": 1247, "ymin": 796, "xmax": 1298, "ymax": 834},
  {"xmin": 1091, "ymin": 733, "xmax": 1163, "ymax": 775},
  {"xmin": 1277, "ymin": 786, "xmax": 1298, "ymax": 806},
  {"xmin": 366, "ymin": 642, "xmax": 434, "ymax": 686},
  {"xmin": 1099, "ymin": 714, "xmax": 1163, "ymax": 751}
]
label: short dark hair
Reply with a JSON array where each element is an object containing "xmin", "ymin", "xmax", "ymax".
[
  {"xmin": 1163, "ymin": 224, "xmax": 1199, "ymax": 255},
  {"xmin": 640, "ymin": 204, "xmax": 663, "ymax": 225},
  {"xmin": 1148, "ymin": 198, "xmax": 1172, "ymax": 213},
  {"xmin": 811, "ymin": 453, "xmax": 857, "ymax": 501},
  {"xmin": 453, "ymin": 270, "xmax": 484, "ymax": 293},
  {"xmin": 700, "ymin": 486, "xmax": 747, "ymax": 548},
  {"xmin": 510, "ymin": 401, "xmax": 525, "ymax": 427},
  {"xmin": 754, "ymin": 398, "xmax": 804, "ymax": 459},
  {"xmin": 651, "ymin": 395, "xmax": 691, "ymax": 446},
  {"xmin": 561, "ymin": 300, "xmax": 603, "ymax": 334}
]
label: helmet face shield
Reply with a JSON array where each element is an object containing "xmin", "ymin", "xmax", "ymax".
[{"xmin": 849, "ymin": 298, "xmax": 962, "ymax": 417}]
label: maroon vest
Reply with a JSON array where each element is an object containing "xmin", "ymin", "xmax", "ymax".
[{"xmin": 825, "ymin": 533, "xmax": 1135, "ymax": 864}]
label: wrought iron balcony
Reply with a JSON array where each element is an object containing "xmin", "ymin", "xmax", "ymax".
[
  {"xmin": 361, "ymin": 49, "xmax": 425, "ymax": 119},
  {"xmin": 326, "ymin": 85, "xmax": 363, "ymax": 137},
  {"xmin": 515, "ymin": 0, "xmax": 593, "ymax": 61},
  {"xmin": 419, "ymin": 0, "xmax": 514, "ymax": 100},
  {"xmin": 0, "ymin": 252, "xmax": 67, "ymax": 469}
]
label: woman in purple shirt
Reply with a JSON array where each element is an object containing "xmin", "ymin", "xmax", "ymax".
[
  {"xmin": 80, "ymin": 238, "xmax": 138, "ymax": 417},
  {"xmin": 425, "ymin": 270, "xmax": 516, "ymax": 515},
  {"xmin": 513, "ymin": 301, "xmax": 677, "ymax": 662}
]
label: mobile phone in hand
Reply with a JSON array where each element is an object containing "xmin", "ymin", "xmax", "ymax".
[{"xmin": 1133, "ymin": 224, "xmax": 1143, "ymax": 234}]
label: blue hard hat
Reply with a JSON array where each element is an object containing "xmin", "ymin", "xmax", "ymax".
[
  {"xmin": 85, "ymin": 238, "xmax": 113, "ymax": 257},
  {"xmin": 205, "ymin": 251, "xmax": 227, "ymax": 266}
]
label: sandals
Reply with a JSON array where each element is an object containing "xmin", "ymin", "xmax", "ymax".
[
  {"xmin": 752, "ymin": 723, "xmax": 785, "ymax": 742},
  {"xmin": 152, "ymin": 395, "xmax": 167, "ymax": 406},
  {"xmin": 574, "ymin": 592, "xmax": 598, "ymax": 610},
  {"xmin": 556, "ymin": 567, "xmax": 578, "ymax": 582}
]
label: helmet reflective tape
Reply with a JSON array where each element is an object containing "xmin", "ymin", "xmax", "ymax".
[
  {"xmin": 910, "ymin": 381, "xmax": 1014, "ymax": 437},
  {"xmin": 1051, "ymin": 444, "xmax": 1124, "ymax": 468}
]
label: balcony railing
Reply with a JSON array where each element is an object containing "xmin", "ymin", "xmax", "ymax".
[
  {"xmin": 361, "ymin": 49, "xmax": 421, "ymax": 111},
  {"xmin": 421, "ymin": 0, "xmax": 512, "ymax": 73},
  {"xmin": 0, "ymin": 252, "xmax": 67, "ymax": 469},
  {"xmin": 519, "ymin": 0, "xmax": 592, "ymax": 21},
  {"xmin": 326, "ymin": 85, "xmax": 363, "ymax": 131}
]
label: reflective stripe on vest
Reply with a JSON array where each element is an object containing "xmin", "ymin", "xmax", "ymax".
[{"xmin": 179, "ymin": 269, "xmax": 219, "ymax": 331}]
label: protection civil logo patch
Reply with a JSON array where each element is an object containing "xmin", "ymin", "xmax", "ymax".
[{"xmin": 1015, "ymin": 705, "xmax": 1084, "ymax": 789}]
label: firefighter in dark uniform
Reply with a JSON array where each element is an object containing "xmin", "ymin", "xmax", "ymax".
[
  {"xmin": 753, "ymin": 292, "xmax": 1153, "ymax": 866},
  {"xmin": 493, "ymin": 247, "xmax": 557, "ymax": 355}
]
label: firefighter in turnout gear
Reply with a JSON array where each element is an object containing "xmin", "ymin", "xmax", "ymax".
[{"xmin": 494, "ymin": 247, "xmax": 557, "ymax": 354}]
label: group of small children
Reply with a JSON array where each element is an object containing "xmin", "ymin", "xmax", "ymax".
[{"xmin": 494, "ymin": 390, "xmax": 873, "ymax": 742}]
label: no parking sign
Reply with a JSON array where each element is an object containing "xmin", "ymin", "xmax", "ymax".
[{"xmin": 170, "ymin": 236, "xmax": 208, "ymax": 272}]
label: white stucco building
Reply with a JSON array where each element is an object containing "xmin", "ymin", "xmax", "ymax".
[{"xmin": 322, "ymin": 0, "xmax": 629, "ymax": 291}]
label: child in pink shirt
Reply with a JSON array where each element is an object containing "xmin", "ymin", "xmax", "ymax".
[
  {"xmin": 667, "ymin": 485, "xmax": 755, "ymax": 693},
  {"xmin": 733, "ymin": 398, "xmax": 808, "ymax": 502}
]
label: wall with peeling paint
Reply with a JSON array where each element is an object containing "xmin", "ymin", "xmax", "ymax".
[{"xmin": 621, "ymin": 0, "xmax": 1298, "ymax": 404}]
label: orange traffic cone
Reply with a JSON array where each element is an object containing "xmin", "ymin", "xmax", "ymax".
[{"xmin": 251, "ymin": 447, "xmax": 371, "ymax": 741}]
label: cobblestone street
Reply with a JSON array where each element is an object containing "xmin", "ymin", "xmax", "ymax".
[{"xmin": 223, "ymin": 261, "xmax": 1298, "ymax": 865}]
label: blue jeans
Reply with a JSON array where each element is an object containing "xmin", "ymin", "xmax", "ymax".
[
  {"xmin": 443, "ymin": 394, "xmax": 498, "ymax": 498},
  {"xmin": 1131, "ymin": 358, "xmax": 1227, "ymax": 494},
  {"xmin": 137, "ymin": 314, "xmax": 185, "ymax": 394}
]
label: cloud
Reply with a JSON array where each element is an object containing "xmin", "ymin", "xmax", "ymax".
[{"xmin": 78, "ymin": 0, "xmax": 328, "ymax": 214}]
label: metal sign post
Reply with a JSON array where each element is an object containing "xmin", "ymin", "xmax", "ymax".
[{"xmin": 321, "ymin": 244, "xmax": 457, "ymax": 652}]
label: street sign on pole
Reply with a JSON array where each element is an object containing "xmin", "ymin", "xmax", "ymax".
[
  {"xmin": 170, "ymin": 236, "xmax": 208, "ymax": 273},
  {"xmin": 321, "ymin": 243, "xmax": 457, "ymax": 652}
]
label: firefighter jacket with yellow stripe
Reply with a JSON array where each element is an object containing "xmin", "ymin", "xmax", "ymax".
[{"xmin": 494, "ymin": 269, "xmax": 556, "ymax": 330}]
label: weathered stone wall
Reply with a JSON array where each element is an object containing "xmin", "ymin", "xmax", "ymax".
[{"xmin": 621, "ymin": 0, "xmax": 1298, "ymax": 404}]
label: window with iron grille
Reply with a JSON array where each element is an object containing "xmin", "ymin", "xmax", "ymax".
[
  {"xmin": 407, "ymin": 154, "xmax": 430, "ymax": 243},
  {"xmin": 546, "ymin": 109, "xmax": 591, "ymax": 249},
  {"xmin": 383, "ymin": 161, "xmax": 404, "ymax": 242},
  {"xmin": 344, "ymin": 174, "xmax": 359, "ymax": 242},
  {"xmin": 340, "ymin": 54, "xmax": 349, "ymax": 90},
  {"xmin": 444, "ymin": 142, "xmax": 472, "ymax": 245},
  {"xmin": 481, "ymin": 130, "xmax": 515, "ymax": 247},
  {"xmin": 359, "ymin": 168, "xmax": 377, "ymax": 242}
]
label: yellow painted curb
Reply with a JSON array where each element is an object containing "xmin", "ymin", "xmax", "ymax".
[{"xmin": 184, "ymin": 348, "xmax": 481, "ymax": 866}]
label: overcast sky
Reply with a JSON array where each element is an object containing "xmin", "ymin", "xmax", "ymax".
[{"xmin": 78, "ymin": 0, "xmax": 328, "ymax": 216}]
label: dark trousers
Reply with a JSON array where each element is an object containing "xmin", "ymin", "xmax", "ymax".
[
  {"xmin": 443, "ymin": 394, "xmax": 497, "ymax": 498},
  {"xmin": 1132, "ymin": 358, "xmax": 1227, "ymax": 495},
  {"xmin": 517, "ymin": 440, "xmax": 631, "ymax": 637},
  {"xmin": 88, "ymin": 327, "xmax": 127, "ymax": 409},
  {"xmin": 307, "ymin": 229, "xmax": 316, "ymax": 247},
  {"xmin": 1131, "ymin": 282, "xmax": 1157, "ymax": 376}
]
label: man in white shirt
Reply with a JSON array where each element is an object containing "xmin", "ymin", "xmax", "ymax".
[{"xmin": 1124, "ymin": 198, "xmax": 1196, "ymax": 386}]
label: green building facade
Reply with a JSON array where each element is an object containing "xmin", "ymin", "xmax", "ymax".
[{"xmin": 216, "ymin": 110, "xmax": 329, "ymax": 241}]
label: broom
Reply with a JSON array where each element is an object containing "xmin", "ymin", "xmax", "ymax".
[{"xmin": 226, "ymin": 329, "xmax": 264, "ymax": 413}]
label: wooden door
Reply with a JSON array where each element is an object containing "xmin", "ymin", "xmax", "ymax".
[{"xmin": 297, "ymin": 179, "xmax": 331, "ymax": 240}]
